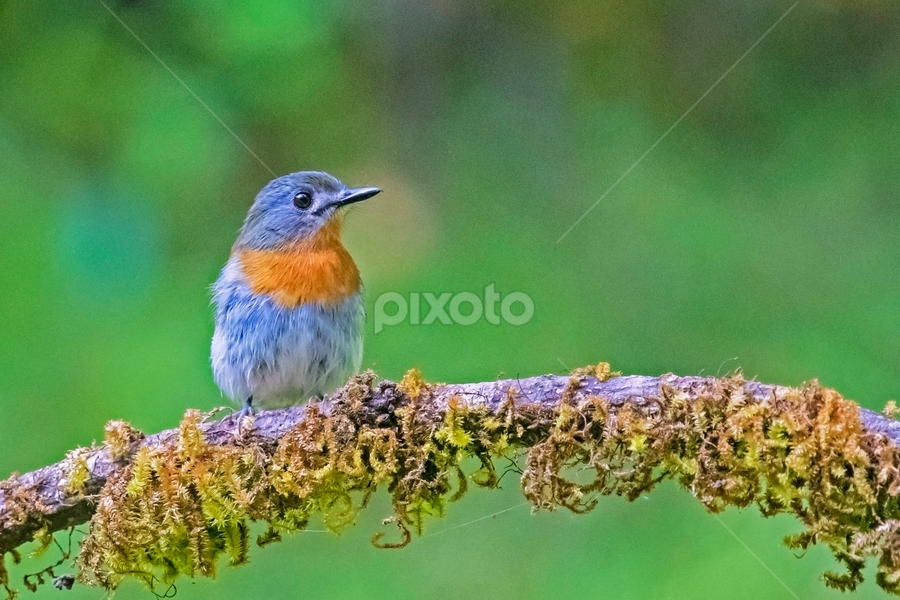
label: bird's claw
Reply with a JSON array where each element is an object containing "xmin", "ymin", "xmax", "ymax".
[{"xmin": 235, "ymin": 397, "xmax": 255, "ymax": 434}]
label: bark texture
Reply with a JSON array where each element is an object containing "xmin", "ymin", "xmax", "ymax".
[{"xmin": 1, "ymin": 372, "xmax": 895, "ymax": 556}]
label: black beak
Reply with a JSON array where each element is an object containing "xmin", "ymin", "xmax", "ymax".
[{"xmin": 336, "ymin": 186, "xmax": 381, "ymax": 208}]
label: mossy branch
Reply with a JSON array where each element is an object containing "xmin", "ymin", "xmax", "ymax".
[{"xmin": 2, "ymin": 367, "xmax": 900, "ymax": 597}]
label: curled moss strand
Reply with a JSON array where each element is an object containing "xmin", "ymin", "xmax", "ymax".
[{"xmin": 6, "ymin": 366, "xmax": 900, "ymax": 597}]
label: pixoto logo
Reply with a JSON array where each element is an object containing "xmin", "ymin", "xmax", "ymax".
[{"xmin": 373, "ymin": 284, "xmax": 534, "ymax": 334}]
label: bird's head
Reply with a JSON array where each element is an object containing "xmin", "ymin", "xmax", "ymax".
[{"xmin": 235, "ymin": 171, "xmax": 381, "ymax": 251}]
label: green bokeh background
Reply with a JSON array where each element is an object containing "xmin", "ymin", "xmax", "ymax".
[{"xmin": 1, "ymin": 0, "xmax": 899, "ymax": 598}]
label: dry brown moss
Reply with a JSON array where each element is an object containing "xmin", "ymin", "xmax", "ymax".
[
  {"xmin": 0, "ymin": 474, "xmax": 48, "ymax": 599},
  {"xmin": 14, "ymin": 370, "xmax": 899, "ymax": 596}
]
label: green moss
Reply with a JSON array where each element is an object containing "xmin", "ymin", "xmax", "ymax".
[
  {"xmin": 55, "ymin": 369, "xmax": 900, "ymax": 596},
  {"xmin": 103, "ymin": 420, "xmax": 144, "ymax": 461},
  {"xmin": 60, "ymin": 448, "xmax": 92, "ymax": 496},
  {"xmin": 396, "ymin": 368, "xmax": 431, "ymax": 399},
  {"xmin": 569, "ymin": 361, "xmax": 621, "ymax": 381}
]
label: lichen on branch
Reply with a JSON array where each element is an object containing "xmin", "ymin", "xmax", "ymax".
[{"xmin": 3, "ymin": 368, "xmax": 900, "ymax": 597}]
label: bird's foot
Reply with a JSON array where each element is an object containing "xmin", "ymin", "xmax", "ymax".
[{"xmin": 235, "ymin": 396, "xmax": 255, "ymax": 433}]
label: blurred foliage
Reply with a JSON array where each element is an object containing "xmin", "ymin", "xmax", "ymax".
[{"xmin": 0, "ymin": 0, "xmax": 898, "ymax": 598}]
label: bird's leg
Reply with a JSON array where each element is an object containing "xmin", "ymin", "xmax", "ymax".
[{"xmin": 237, "ymin": 395, "xmax": 254, "ymax": 420}]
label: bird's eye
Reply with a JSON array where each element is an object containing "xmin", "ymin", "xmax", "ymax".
[{"xmin": 293, "ymin": 192, "xmax": 312, "ymax": 209}]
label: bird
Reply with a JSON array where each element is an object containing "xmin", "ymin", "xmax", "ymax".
[{"xmin": 210, "ymin": 171, "xmax": 381, "ymax": 417}]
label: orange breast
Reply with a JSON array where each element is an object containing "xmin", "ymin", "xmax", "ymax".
[{"xmin": 237, "ymin": 220, "xmax": 361, "ymax": 308}]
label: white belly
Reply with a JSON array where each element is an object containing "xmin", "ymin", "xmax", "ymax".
[{"xmin": 210, "ymin": 261, "xmax": 365, "ymax": 408}]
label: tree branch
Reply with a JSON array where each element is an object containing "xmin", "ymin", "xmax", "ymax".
[{"xmin": 2, "ymin": 370, "xmax": 900, "ymax": 595}]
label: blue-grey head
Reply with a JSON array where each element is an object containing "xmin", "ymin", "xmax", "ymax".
[{"xmin": 235, "ymin": 171, "xmax": 381, "ymax": 250}]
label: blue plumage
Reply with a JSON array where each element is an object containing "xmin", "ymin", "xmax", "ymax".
[{"xmin": 210, "ymin": 171, "xmax": 380, "ymax": 412}]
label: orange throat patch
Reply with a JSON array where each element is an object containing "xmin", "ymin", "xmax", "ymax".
[{"xmin": 237, "ymin": 220, "xmax": 360, "ymax": 308}]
